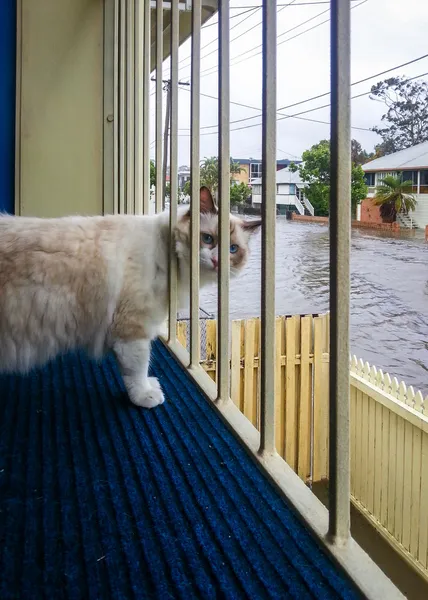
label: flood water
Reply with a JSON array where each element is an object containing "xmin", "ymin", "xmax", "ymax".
[{"xmin": 200, "ymin": 219, "xmax": 428, "ymax": 394}]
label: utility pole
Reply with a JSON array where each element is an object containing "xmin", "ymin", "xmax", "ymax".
[
  {"xmin": 151, "ymin": 77, "xmax": 191, "ymax": 209},
  {"xmin": 162, "ymin": 80, "xmax": 171, "ymax": 210}
]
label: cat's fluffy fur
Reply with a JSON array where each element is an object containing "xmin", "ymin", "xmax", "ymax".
[{"xmin": 0, "ymin": 187, "xmax": 260, "ymax": 408}]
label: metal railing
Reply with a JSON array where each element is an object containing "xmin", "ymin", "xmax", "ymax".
[{"xmin": 112, "ymin": 1, "xmax": 404, "ymax": 597}]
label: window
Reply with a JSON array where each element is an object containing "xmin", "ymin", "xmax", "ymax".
[
  {"xmin": 420, "ymin": 170, "xmax": 428, "ymax": 193},
  {"xmin": 364, "ymin": 172, "xmax": 375, "ymax": 186},
  {"xmin": 250, "ymin": 162, "xmax": 262, "ymax": 180},
  {"xmin": 252, "ymin": 184, "xmax": 261, "ymax": 195},
  {"xmin": 289, "ymin": 184, "xmax": 296, "ymax": 195},
  {"xmin": 400, "ymin": 170, "xmax": 418, "ymax": 185}
]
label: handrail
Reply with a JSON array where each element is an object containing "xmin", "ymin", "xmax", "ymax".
[
  {"xmin": 302, "ymin": 195, "xmax": 315, "ymax": 216},
  {"xmin": 292, "ymin": 194, "xmax": 305, "ymax": 215}
]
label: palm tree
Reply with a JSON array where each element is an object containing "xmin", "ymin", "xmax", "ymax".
[
  {"xmin": 198, "ymin": 157, "xmax": 242, "ymax": 199},
  {"xmin": 372, "ymin": 175, "xmax": 417, "ymax": 223}
]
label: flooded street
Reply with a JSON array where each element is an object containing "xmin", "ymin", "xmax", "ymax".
[{"xmin": 200, "ymin": 219, "xmax": 428, "ymax": 394}]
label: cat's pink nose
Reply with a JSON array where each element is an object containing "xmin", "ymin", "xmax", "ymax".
[{"xmin": 211, "ymin": 257, "xmax": 218, "ymax": 268}]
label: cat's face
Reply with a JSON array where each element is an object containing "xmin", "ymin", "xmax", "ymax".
[{"xmin": 175, "ymin": 186, "xmax": 261, "ymax": 282}]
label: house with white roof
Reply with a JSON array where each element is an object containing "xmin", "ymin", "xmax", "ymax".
[
  {"xmin": 361, "ymin": 141, "xmax": 428, "ymax": 229},
  {"xmin": 251, "ymin": 167, "xmax": 314, "ymax": 216}
]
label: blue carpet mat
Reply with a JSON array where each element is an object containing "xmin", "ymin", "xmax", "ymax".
[{"xmin": 0, "ymin": 341, "xmax": 361, "ymax": 599}]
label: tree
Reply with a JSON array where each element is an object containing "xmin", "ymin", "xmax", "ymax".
[
  {"xmin": 295, "ymin": 140, "xmax": 368, "ymax": 216},
  {"xmin": 372, "ymin": 175, "xmax": 417, "ymax": 222},
  {"xmin": 196, "ymin": 157, "xmax": 242, "ymax": 198},
  {"xmin": 351, "ymin": 139, "xmax": 373, "ymax": 165},
  {"xmin": 182, "ymin": 156, "xmax": 244, "ymax": 203},
  {"xmin": 164, "ymin": 182, "xmax": 186, "ymax": 204},
  {"xmin": 373, "ymin": 139, "xmax": 396, "ymax": 159},
  {"xmin": 150, "ymin": 160, "xmax": 156, "ymax": 188},
  {"xmin": 230, "ymin": 182, "xmax": 252, "ymax": 206},
  {"xmin": 370, "ymin": 76, "xmax": 428, "ymax": 153}
]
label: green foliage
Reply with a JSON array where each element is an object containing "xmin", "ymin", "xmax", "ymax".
[
  {"xmin": 197, "ymin": 156, "xmax": 242, "ymax": 198},
  {"xmin": 181, "ymin": 156, "xmax": 244, "ymax": 205},
  {"xmin": 164, "ymin": 182, "xmax": 187, "ymax": 204},
  {"xmin": 372, "ymin": 175, "xmax": 417, "ymax": 222},
  {"xmin": 230, "ymin": 182, "xmax": 252, "ymax": 206},
  {"xmin": 296, "ymin": 140, "xmax": 368, "ymax": 216},
  {"xmin": 351, "ymin": 139, "xmax": 374, "ymax": 165},
  {"xmin": 182, "ymin": 180, "xmax": 191, "ymax": 197},
  {"xmin": 150, "ymin": 160, "xmax": 156, "ymax": 188},
  {"xmin": 370, "ymin": 76, "xmax": 428, "ymax": 153}
]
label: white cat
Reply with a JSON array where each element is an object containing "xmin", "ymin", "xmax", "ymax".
[{"xmin": 0, "ymin": 187, "xmax": 260, "ymax": 408}]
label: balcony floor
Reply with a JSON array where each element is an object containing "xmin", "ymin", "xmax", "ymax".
[{"xmin": 0, "ymin": 341, "xmax": 361, "ymax": 599}]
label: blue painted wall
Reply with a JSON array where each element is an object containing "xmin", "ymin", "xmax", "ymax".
[{"xmin": 0, "ymin": 1, "xmax": 16, "ymax": 214}]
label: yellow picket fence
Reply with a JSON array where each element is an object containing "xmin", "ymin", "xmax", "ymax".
[
  {"xmin": 177, "ymin": 313, "xmax": 330, "ymax": 482},
  {"xmin": 350, "ymin": 357, "xmax": 428, "ymax": 581},
  {"xmin": 177, "ymin": 313, "xmax": 428, "ymax": 581}
]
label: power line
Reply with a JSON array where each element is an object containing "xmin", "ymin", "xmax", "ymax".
[
  {"xmin": 230, "ymin": 1, "xmax": 361, "ymax": 6},
  {"xmin": 178, "ymin": 6, "xmax": 260, "ymax": 68},
  {"xmin": 201, "ymin": 6, "xmax": 261, "ymax": 29},
  {"xmin": 176, "ymin": 86, "xmax": 372, "ymax": 134},
  {"xmin": 278, "ymin": 147, "xmax": 306, "ymax": 159},
  {"xmin": 175, "ymin": 70, "xmax": 428, "ymax": 136},
  {"xmin": 179, "ymin": 53, "xmax": 428, "ymax": 131},
  {"xmin": 180, "ymin": 2, "xmax": 326, "ymax": 76},
  {"xmin": 195, "ymin": 0, "xmax": 367, "ymax": 80},
  {"xmin": 277, "ymin": 52, "xmax": 428, "ymax": 112},
  {"xmin": 179, "ymin": 1, "xmax": 298, "ymax": 79}
]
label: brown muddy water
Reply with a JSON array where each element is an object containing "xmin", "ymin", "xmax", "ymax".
[{"xmin": 200, "ymin": 218, "xmax": 428, "ymax": 394}]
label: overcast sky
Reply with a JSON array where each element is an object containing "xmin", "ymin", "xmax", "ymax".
[{"xmin": 150, "ymin": 0, "xmax": 428, "ymax": 165}]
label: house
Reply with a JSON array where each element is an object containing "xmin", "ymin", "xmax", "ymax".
[
  {"xmin": 250, "ymin": 167, "xmax": 314, "ymax": 216},
  {"xmin": 361, "ymin": 141, "xmax": 428, "ymax": 228},
  {"xmin": 178, "ymin": 165, "xmax": 190, "ymax": 190},
  {"xmin": 231, "ymin": 157, "xmax": 301, "ymax": 186}
]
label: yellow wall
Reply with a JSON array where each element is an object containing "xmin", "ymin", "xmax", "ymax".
[
  {"xmin": 16, "ymin": 0, "xmax": 105, "ymax": 217},
  {"xmin": 234, "ymin": 164, "xmax": 250, "ymax": 185}
]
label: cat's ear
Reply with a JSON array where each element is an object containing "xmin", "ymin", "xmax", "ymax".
[
  {"xmin": 242, "ymin": 219, "xmax": 261, "ymax": 235},
  {"xmin": 200, "ymin": 186, "xmax": 217, "ymax": 214}
]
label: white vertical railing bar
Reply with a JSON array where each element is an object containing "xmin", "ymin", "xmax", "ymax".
[
  {"xmin": 329, "ymin": 0, "xmax": 351, "ymax": 544},
  {"xmin": 113, "ymin": 0, "xmax": 119, "ymax": 214},
  {"xmin": 155, "ymin": 0, "xmax": 163, "ymax": 214},
  {"xmin": 217, "ymin": 0, "xmax": 230, "ymax": 402},
  {"xmin": 119, "ymin": 0, "xmax": 126, "ymax": 214},
  {"xmin": 168, "ymin": 0, "xmax": 179, "ymax": 342},
  {"xmin": 126, "ymin": 0, "xmax": 135, "ymax": 214},
  {"xmin": 142, "ymin": 0, "xmax": 151, "ymax": 214},
  {"xmin": 134, "ymin": 0, "xmax": 144, "ymax": 215},
  {"xmin": 259, "ymin": 0, "xmax": 277, "ymax": 454},
  {"xmin": 190, "ymin": 0, "xmax": 201, "ymax": 366}
]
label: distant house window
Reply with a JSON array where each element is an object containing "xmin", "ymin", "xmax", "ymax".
[
  {"xmin": 364, "ymin": 172, "xmax": 375, "ymax": 186},
  {"xmin": 289, "ymin": 184, "xmax": 296, "ymax": 195},
  {"xmin": 420, "ymin": 170, "xmax": 428, "ymax": 193},
  {"xmin": 252, "ymin": 184, "xmax": 261, "ymax": 195},
  {"xmin": 398, "ymin": 170, "xmax": 418, "ymax": 185},
  {"xmin": 250, "ymin": 162, "xmax": 262, "ymax": 180}
]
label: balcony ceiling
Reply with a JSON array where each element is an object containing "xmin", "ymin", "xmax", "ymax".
[{"xmin": 150, "ymin": 1, "xmax": 218, "ymax": 72}]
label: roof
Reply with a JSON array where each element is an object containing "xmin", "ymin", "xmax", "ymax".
[
  {"xmin": 251, "ymin": 167, "xmax": 305, "ymax": 186},
  {"xmin": 362, "ymin": 141, "xmax": 428, "ymax": 172}
]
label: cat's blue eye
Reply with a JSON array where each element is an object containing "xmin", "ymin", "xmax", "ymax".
[
  {"xmin": 230, "ymin": 244, "xmax": 239, "ymax": 254},
  {"xmin": 201, "ymin": 233, "xmax": 214, "ymax": 245}
]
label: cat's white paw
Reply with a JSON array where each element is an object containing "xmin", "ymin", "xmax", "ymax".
[{"xmin": 124, "ymin": 376, "xmax": 165, "ymax": 409}]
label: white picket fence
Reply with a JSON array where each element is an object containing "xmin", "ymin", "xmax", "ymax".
[{"xmin": 350, "ymin": 356, "xmax": 428, "ymax": 581}]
